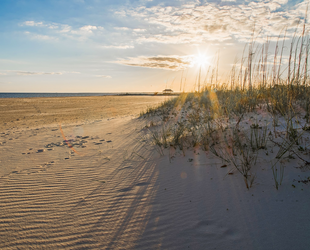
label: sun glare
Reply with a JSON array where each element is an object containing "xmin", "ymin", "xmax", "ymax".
[{"xmin": 193, "ymin": 54, "xmax": 210, "ymax": 67}]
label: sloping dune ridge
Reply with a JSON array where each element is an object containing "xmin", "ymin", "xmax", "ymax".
[{"xmin": 1, "ymin": 96, "xmax": 310, "ymax": 250}]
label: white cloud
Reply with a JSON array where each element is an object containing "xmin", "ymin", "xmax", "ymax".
[
  {"xmin": 0, "ymin": 73, "xmax": 7, "ymax": 75},
  {"xmin": 34, "ymin": 34, "xmax": 55, "ymax": 40},
  {"xmin": 61, "ymin": 71, "xmax": 81, "ymax": 74},
  {"xmin": 59, "ymin": 24, "xmax": 72, "ymax": 33},
  {"xmin": 16, "ymin": 71, "xmax": 62, "ymax": 75},
  {"xmin": 24, "ymin": 31, "xmax": 58, "ymax": 41},
  {"xmin": 101, "ymin": 45, "xmax": 134, "ymax": 49},
  {"xmin": 10, "ymin": 70, "xmax": 80, "ymax": 76},
  {"xmin": 114, "ymin": 27, "xmax": 129, "ymax": 31},
  {"xmin": 95, "ymin": 75, "xmax": 112, "ymax": 78},
  {"xmin": 80, "ymin": 25, "xmax": 98, "ymax": 32},
  {"xmin": 272, "ymin": 0, "xmax": 288, "ymax": 4},
  {"xmin": 133, "ymin": 28, "xmax": 146, "ymax": 33},
  {"xmin": 0, "ymin": 59, "xmax": 27, "ymax": 64},
  {"xmin": 21, "ymin": 21, "xmax": 104, "ymax": 41},
  {"xmin": 19, "ymin": 1, "xmax": 307, "ymax": 48},
  {"xmin": 117, "ymin": 0, "xmax": 306, "ymax": 44},
  {"xmin": 22, "ymin": 21, "xmax": 44, "ymax": 27},
  {"xmin": 48, "ymin": 24, "xmax": 59, "ymax": 29}
]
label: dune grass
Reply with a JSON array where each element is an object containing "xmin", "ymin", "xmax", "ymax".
[{"xmin": 140, "ymin": 28, "xmax": 310, "ymax": 190}]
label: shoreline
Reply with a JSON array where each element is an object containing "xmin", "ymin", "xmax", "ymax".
[{"xmin": 0, "ymin": 92, "xmax": 181, "ymax": 99}]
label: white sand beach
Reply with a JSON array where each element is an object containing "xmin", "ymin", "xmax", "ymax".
[
  {"xmin": 1, "ymin": 95, "xmax": 310, "ymax": 249},
  {"xmin": 3, "ymin": 0, "xmax": 310, "ymax": 249}
]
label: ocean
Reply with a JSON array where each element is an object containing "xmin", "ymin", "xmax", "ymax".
[{"xmin": 0, "ymin": 92, "xmax": 161, "ymax": 98}]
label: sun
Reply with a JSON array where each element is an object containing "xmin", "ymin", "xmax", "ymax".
[{"xmin": 193, "ymin": 54, "xmax": 210, "ymax": 67}]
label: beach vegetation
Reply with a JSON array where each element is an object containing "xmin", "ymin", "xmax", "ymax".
[{"xmin": 141, "ymin": 23, "xmax": 310, "ymax": 189}]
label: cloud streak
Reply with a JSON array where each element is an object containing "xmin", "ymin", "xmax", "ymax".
[
  {"xmin": 101, "ymin": 45, "xmax": 134, "ymax": 49},
  {"xmin": 117, "ymin": 55, "xmax": 194, "ymax": 71},
  {"xmin": 22, "ymin": 21, "xmax": 44, "ymax": 27},
  {"xmin": 16, "ymin": 71, "xmax": 62, "ymax": 75},
  {"xmin": 95, "ymin": 75, "xmax": 112, "ymax": 78},
  {"xmin": 21, "ymin": 21, "xmax": 105, "ymax": 42}
]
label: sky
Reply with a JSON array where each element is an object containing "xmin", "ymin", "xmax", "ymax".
[{"xmin": 0, "ymin": 0, "xmax": 308, "ymax": 92}]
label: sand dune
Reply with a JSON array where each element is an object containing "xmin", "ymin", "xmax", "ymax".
[{"xmin": 1, "ymin": 96, "xmax": 310, "ymax": 249}]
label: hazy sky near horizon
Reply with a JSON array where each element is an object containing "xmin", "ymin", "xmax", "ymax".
[{"xmin": 0, "ymin": 0, "xmax": 308, "ymax": 92}]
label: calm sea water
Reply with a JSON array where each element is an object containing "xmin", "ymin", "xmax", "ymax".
[{"xmin": 0, "ymin": 93, "xmax": 158, "ymax": 98}]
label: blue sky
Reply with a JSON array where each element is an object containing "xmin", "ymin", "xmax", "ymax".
[{"xmin": 0, "ymin": 0, "xmax": 307, "ymax": 92}]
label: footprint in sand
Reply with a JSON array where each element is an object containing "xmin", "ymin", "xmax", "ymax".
[
  {"xmin": 136, "ymin": 182, "xmax": 149, "ymax": 186},
  {"xmin": 8, "ymin": 164, "xmax": 48, "ymax": 176},
  {"xmin": 27, "ymin": 165, "xmax": 44, "ymax": 174},
  {"xmin": 193, "ymin": 220, "xmax": 240, "ymax": 241},
  {"xmin": 122, "ymin": 166, "xmax": 133, "ymax": 169},
  {"xmin": 119, "ymin": 187, "xmax": 132, "ymax": 192}
]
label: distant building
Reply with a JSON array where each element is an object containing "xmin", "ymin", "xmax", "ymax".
[{"xmin": 163, "ymin": 89, "xmax": 173, "ymax": 94}]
